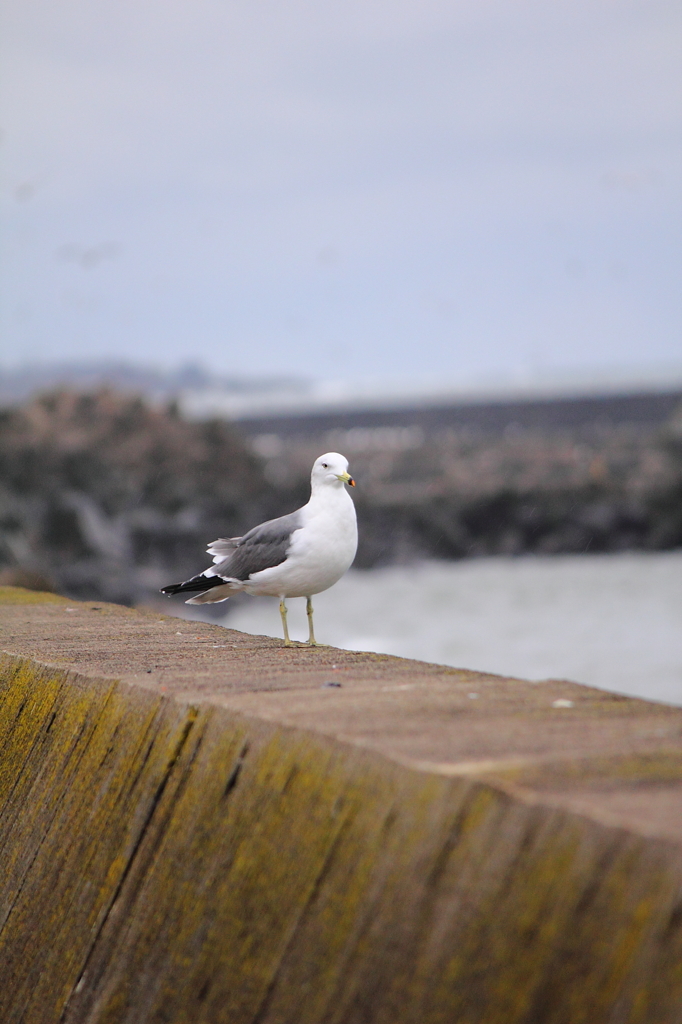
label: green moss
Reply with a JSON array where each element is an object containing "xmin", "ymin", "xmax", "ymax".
[
  {"xmin": 0, "ymin": 652, "xmax": 681, "ymax": 1024},
  {"xmin": 0, "ymin": 585, "xmax": 69, "ymax": 604}
]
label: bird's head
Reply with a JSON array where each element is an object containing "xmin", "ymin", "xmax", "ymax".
[{"xmin": 311, "ymin": 452, "xmax": 355, "ymax": 489}]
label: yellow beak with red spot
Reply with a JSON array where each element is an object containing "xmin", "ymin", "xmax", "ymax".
[{"xmin": 338, "ymin": 470, "xmax": 355, "ymax": 486}]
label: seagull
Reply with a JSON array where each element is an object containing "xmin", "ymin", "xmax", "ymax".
[{"xmin": 161, "ymin": 452, "xmax": 357, "ymax": 646}]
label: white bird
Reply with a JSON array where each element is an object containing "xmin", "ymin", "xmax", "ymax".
[{"xmin": 161, "ymin": 452, "xmax": 357, "ymax": 645}]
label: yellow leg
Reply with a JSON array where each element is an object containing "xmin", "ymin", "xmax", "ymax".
[
  {"xmin": 279, "ymin": 598, "xmax": 294, "ymax": 646},
  {"xmin": 306, "ymin": 596, "xmax": 320, "ymax": 646}
]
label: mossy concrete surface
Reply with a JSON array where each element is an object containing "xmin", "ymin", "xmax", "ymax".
[{"xmin": 1, "ymin": 588, "xmax": 682, "ymax": 1023}]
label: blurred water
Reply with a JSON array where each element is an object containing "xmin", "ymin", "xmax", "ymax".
[{"xmin": 219, "ymin": 551, "xmax": 682, "ymax": 705}]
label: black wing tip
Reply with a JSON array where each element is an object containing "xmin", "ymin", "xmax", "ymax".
[{"xmin": 160, "ymin": 574, "xmax": 227, "ymax": 597}]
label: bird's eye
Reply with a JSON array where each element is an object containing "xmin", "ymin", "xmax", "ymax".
[{"xmin": 321, "ymin": 462, "xmax": 328, "ymax": 468}]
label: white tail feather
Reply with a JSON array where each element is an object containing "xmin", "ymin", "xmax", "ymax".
[{"xmin": 206, "ymin": 537, "xmax": 240, "ymax": 562}]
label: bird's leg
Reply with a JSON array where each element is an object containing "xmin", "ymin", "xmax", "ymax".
[
  {"xmin": 306, "ymin": 596, "xmax": 319, "ymax": 646},
  {"xmin": 279, "ymin": 598, "xmax": 294, "ymax": 646}
]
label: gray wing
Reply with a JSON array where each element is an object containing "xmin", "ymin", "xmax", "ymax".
[{"xmin": 211, "ymin": 510, "xmax": 303, "ymax": 581}]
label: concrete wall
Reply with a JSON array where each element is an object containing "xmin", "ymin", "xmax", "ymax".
[{"xmin": 1, "ymin": 589, "xmax": 682, "ymax": 1023}]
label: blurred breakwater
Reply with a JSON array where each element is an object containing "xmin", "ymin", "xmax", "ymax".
[
  {"xmin": 0, "ymin": 390, "xmax": 273, "ymax": 604},
  {"xmin": 242, "ymin": 400, "xmax": 682, "ymax": 566},
  {"xmin": 0, "ymin": 387, "xmax": 680, "ymax": 604}
]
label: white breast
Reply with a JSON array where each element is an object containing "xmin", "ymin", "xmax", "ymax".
[{"xmin": 244, "ymin": 487, "xmax": 358, "ymax": 598}]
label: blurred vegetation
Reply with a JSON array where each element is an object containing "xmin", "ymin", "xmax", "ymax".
[{"xmin": 0, "ymin": 389, "xmax": 680, "ymax": 604}]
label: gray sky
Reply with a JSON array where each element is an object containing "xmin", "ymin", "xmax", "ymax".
[{"xmin": 1, "ymin": 0, "xmax": 680, "ymax": 384}]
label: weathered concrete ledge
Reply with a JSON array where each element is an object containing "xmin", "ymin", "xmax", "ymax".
[{"xmin": 1, "ymin": 585, "xmax": 682, "ymax": 1024}]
